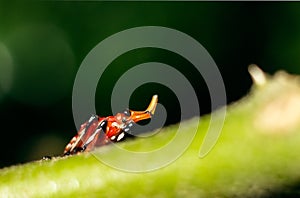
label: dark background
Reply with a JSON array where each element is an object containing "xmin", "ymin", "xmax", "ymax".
[{"xmin": 0, "ymin": 2, "xmax": 300, "ymax": 168}]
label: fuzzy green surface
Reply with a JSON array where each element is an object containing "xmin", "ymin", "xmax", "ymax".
[{"xmin": 1, "ymin": 71, "xmax": 300, "ymax": 197}]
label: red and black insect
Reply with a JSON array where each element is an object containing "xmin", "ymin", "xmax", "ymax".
[{"xmin": 63, "ymin": 95, "xmax": 158, "ymax": 156}]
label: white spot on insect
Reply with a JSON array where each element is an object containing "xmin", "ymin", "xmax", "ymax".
[
  {"xmin": 111, "ymin": 122, "xmax": 118, "ymax": 127},
  {"xmin": 128, "ymin": 123, "xmax": 133, "ymax": 127},
  {"xmin": 111, "ymin": 135, "xmax": 116, "ymax": 140},
  {"xmin": 88, "ymin": 116, "xmax": 95, "ymax": 123},
  {"xmin": 100, "ymin": 120, "xmax": 106, "ymax": 127},
  {"xmin": 124, "ymin": 128, "xmax": 129, "ymax": 132},
  {"xmin": 117, "ymin": 132, "xmax": 125, "ymax": 141},
  {"xmin": 65, "ymin": 142, "xmax": 74, "ymax": 151},
  {"xmin": 71, "ymin": 136, "xmax": 77, "ymax": 142}
]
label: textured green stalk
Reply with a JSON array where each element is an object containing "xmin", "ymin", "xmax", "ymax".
[{"xmin": 1, "ymin": 68, "xmax": 300, "ymax": 197}]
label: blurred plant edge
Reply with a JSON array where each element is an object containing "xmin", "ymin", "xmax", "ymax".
[
  {"xmin": 1, "ymin": 66, "xmax": 300, "ymax": 197},
  {"xmin": 240, "ymin": 64, "xmax": 300, "ymax": 135}
]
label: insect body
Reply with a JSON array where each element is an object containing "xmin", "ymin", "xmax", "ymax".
[{"xmin": 63, "ymin": 95, "xmax": 158, "ymax": 156}]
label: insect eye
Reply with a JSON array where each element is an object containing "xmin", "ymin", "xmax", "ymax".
[{"xmin": 123, "ymin": 108, "xmax": 131, "ymax": 116}]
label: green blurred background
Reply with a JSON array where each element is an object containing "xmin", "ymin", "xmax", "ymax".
[{"xmin": 0, "ymin": 2, "xmax": 300, "ymax": 168}]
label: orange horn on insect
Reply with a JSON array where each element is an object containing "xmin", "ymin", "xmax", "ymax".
[{"xmin": 130, "ymin": 95, "xmax": 158, "ymax": 123}]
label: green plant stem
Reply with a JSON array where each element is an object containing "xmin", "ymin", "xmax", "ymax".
[{"xmin": 1, "ymin": 70, "xmax": 300, "ymax": 197}]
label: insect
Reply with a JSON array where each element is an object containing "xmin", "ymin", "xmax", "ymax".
[{"xmin": 63, "ymin": 95, "xmax": 158, "ymax": 156}]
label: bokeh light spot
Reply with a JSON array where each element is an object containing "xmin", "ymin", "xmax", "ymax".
[{"xmin": 6, "ymin": 24, "xmax": 76, "ymax": 105}]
